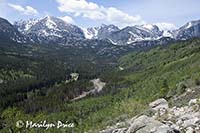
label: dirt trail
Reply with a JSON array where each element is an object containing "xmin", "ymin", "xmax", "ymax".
[
  {"xmin": 90, "ymin": 78, "xmax": 106, "ymax": 93},
  {"xmin": 71, "ymin": 78, "xmax": 106, "ymax": 101}
]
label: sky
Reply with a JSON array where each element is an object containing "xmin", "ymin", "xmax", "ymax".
[{"xmin": 0, "ymin": 0, "xmax": 200, "ymax": 30}]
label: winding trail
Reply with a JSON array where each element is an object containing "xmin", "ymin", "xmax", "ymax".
[{"xmin": 71, "ymin": 78, "xmax": 106, "ymax": 101}]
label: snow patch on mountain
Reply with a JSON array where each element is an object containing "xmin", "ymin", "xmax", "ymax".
[
  {"xmin": 83, "ymin": 24, "xmax": 119, "ymax": 39},
  {"xmin": 108, "ymin": 38, "xmax": 118, "ymax": 45},
  {"xmin": 185, "ymin": 22, "xmax": 192, "ymax": 29},
  {"xmin": 83, "ymin": 27, "xmax": 99, "ymax": 39},
  {"xmin": 142, "ymin": 24, "xmax": 155, "ymax": 31},
  {"xmin": 163, "ymin": 31, "xmax": 173, "ymax": 38},
  {"xmin": 15, "ymin": 19, "xmax": 38, "ymax": 33},
  {"xmin": 45, "ymin": 16, "xmax": 57, "ymax": 29}
]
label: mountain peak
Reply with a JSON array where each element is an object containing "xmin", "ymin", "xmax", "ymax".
[
  {"xmin": 173, "ymin": 19, "xmax": 200, "ymax": 40},
  {"xmin": 142, "ymin": 24, "xmax": 159, "ymax": 31},
  {"xmin": 181, "ymin": 20, "xmax": 200, "ymax": 30},
  {"xmin": 43, "ymin": 15, "xmax": 59, "ymax": 22},
  {"xmin": 14, "ymin": 16, "xmax": 85, "ymax": 44},
  {"xmin": 44, "ymin": 15, "xmax": 51, "ymax": 19},
  {"xmin": 41, "ymin": 16, "xmax": 58, "ymax": 29}
]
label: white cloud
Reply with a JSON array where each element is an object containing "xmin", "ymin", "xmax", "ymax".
[
  {"xmin": 59, "ymin": 16, "xmax": 75, "ymax": 24},
  {"xmin": 155, "ymin": 22, "xmax": 176, "ymax": 31},
  {"xmin": 8, "ymin": 3, "xmax": 38, "ymax": 16},
  {"xmin": 56, "ymin": 0, "xmax": 144, "ymax": 26},
  {"xmin": 105, "ymin": 7, "xmax": 142, "ymax": 25}
]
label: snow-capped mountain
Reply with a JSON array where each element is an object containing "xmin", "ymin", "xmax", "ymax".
[
  {"xmin": 1, "ymin": 16, "xmax": 200, "ymax": 48},
  {"xmin": 173, "ymin": 20, "xmax": 200, "ymax": 40},
  {"xmin": 0, "ymin": 17, "xmax": 28, "ymax": 43},
  {"xmin": 103, "ymin": 25, "xmax": 163, "ymax": 45},
  {"xmin": 83, "ymin": 24, "xmax": 165, "ymax": 45},
  {"xmin": 14, "ymin": 16, "xmax": 85, "ymax": 44},
  {"xmin": 84, "ymin": 20, "xmax": 200, "ymax": 45},
  {"xmin": 83, "ymin": 24, "xmax": 119, "ymax": 39}
]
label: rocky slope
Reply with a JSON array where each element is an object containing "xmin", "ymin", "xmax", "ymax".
[{"xmin": 100, "ymin": 86, "xmax": 200, "ymax": 133}]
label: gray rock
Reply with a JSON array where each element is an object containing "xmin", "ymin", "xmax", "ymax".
[
  {"xmin": 112, "ymin": 128, "xmax": 127, "ymax": 133},
  {"xmin": 188, "ymin": 99, "xmax": 198, "ymax": 106},
  {"xmin": 149, "ymin": 98, "xmax": 169, "ymax": 111},
  {"xmin": 101, "ymin": 96, "xmax": 200, "ymax": 133},
  {"xmin": 126, "ymin": 115, "xmax": 173, "ymax": 133},
  {"xmin": 185, "ymin": 127, "xmax": 194, "ymax": 133},
  {"xmin": 155, "ymin": 125, "xmax": 174, "ymax": 133}
]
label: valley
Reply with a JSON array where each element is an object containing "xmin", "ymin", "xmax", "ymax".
[{"xmin": 0, "ymin": 16, "xmax": 200, "ymax": 132}]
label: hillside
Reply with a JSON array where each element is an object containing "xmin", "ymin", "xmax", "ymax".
[{"xmin": 1, "ymin": 38, "xmax": 200, "ymax": 132}]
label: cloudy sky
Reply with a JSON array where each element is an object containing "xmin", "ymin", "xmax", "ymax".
[{"xmin": 0, "ymin": 0, "xmax": 200, "ymax": 30}]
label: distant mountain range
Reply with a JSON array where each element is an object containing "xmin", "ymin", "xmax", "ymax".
[
  {"xmin": 0, "ymin": 16, "xmax": 200, "ymax": 47},
  {"xmin": 83, "ymin": 20, "xmax": 200, "ymax": 45}
]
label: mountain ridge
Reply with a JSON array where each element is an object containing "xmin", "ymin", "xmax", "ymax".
[
  {"xmin": 0, "ymin": 16, "xmax": 200, "ymax": 47},
  {"xmin": 14, "ymin": 16, "xmax": 85, "ymax": 44}
]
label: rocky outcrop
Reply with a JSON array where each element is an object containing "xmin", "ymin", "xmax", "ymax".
[
  {"xmin": 100, "ymin": 115, "xmax": 174, "ymax": 133},
  {"xmin": 126, "ymin": 115, "xmax": 173, "ymax": 133},
  {"xmin": 165, "ymin": 100, "xmax": 200, "ymax": 132},
  {"xmin": 100, "ymin": 97, "xmax": 200, "ymax": 133}
]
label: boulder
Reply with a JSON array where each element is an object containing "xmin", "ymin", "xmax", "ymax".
[
  {"xmin": 126, "ymin": 115, "xmax": 173, "ymax": 133},
  {"xmin": 149, "ymin": 98, "xmax": 169, "ymax": 111},
  {"xmin": 185, "ymin": 127, "xmax": 194, "ymax": 133},
  {"xmin": 112, "ymin": 128, "xmax": 127, "ymax": 133},
  {"xmin": 101, "ymin": 97, "xmax": 200, "ymax": 133},
  {"xmin": 188, "ymin": 99, "xmax": 198, "ymax": 106}
]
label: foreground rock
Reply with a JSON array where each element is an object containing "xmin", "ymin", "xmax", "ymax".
[
  {"xmin": 100, "ymin": 97, "xmax": 200, "ymax": 133},
  {"xmin": 100, "ymin": 115, "xmax": 173, "ymax": 133},
  {"xmin": 126, "ymin": 115, "xmax": 173, "ymax": 133},
  {"xmin": 149, "ymin": 98, "xmax": 169, "ymax": 111}
]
